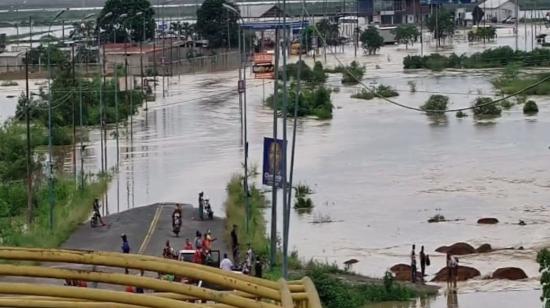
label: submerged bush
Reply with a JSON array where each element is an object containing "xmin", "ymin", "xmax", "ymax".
[
  {"xmin": 523, "ymin": 100, "xmax": 539, "ymax": 114},
  {"xmin": 456, "ymin": 110, "xmax": 468, "ymax": 118},
  {"xmin": 376, "ymin": 85, "xmax": 399, "ymax": 98},
  {"xmin": 500, "ymin": 99, "xmax": 514, "ymax": 109},
  {"xmin": 472, "ymin": 97, "xmax": 502, "ymax": 117},
  {"xmin": 421, "ymin": 95, "xmax": 449, "ymax": 114},
  {"xmin": 341, "ymin": 61, "xmax": 366, "ymax": 84},
  {"xmin": 267, "ymin": 83, "xmax": 333, "ymax": 119},
  {"xmin": 351, "ymin": 89, "xmax": 375, "ymax": 100}
]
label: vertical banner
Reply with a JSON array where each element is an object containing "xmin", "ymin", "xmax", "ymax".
[
  {"xmin": 262, "ymin": 137, "xmax": 286, "ymax": 188},
  {"xmin": 253, "ymin": 53, "xmax": 275, "ymax": 79}
]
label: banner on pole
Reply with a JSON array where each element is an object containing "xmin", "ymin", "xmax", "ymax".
[
  {"xmin": 253, "ymin": 53, "xmax": 275, "ymax": 79},
  {"xmin": 262, "ymin": 137, "xmax": 286, "ymax": 188}
]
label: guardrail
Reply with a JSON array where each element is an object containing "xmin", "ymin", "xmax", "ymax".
[{"xmin": 0, "ymin": 247, "xmax": 322, "ymax": 308}]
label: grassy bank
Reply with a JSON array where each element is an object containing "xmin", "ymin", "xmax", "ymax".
[
  {"xmin": 0, "ymin": 175, "xmax": 109, "ymax": 248},
  {"xmin": 494, "ymin": 73, "xmax": 550, "ymax": 95},
  {"xmin": 223, "ymin": 175, "xmax": 424, "ymax": 307}
]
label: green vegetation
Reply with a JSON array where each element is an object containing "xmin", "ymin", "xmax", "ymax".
[
  {"xmin": 524, "ymin": 100, "xmax": 539, "ymax": 114},
  {"xmin": 500, "ymin": 99, "xmax": 514, "ymax": 109},
  {"xmin": 267, "ymin": 83, "xmax": 333, "ymax": 119},
  {"xmin": 97, "ymin": 0, "xmax": 155, "ymax": 43},
  {"xmin": 316, "ymin": 19, "xmax": 340, "ymax": 46},
  {"xmin": 421, "ymin": 95, "xmax": 449, "ymax": 115},
  {"xmin": 196, "ymin": 0, "xmax": 239, "ymax": 49},
  {"xmin": 351, "ymin": 89, "xmax": 375, "ymax": 100},
  {"xmin": 341, "ymin": 61, "xmax": 366, "ymax": 84},
  {"xmin": 360, "ymin": 27, "xmax": 384, "ymax": 55},
  {"xmin": 456, "ymin": 110, "xmax": 468, "ymax": 118},
  {"xmin": 281, "ymin": 61, "xmax": 328, "ymax": 85},
  {"xmin": 537, "ymin": 249, "xmax": 550, "ymax": 307},
  {"xmin": 468, "ymin": 26, "xmax": 497, "ymax": 42},
  {"xmin": 294, "ymin": 183, "xmax": 313, "ymax": 210},
  {"xmin": 307, "ymin": 265, "xmax": 417, "ymax": 308},
  {"xmin": 351, "ymin": 85, "xmax": 398, "ymax": 100},
  {"xmin": 1, "ymin": 176, "xmax": 109, "ymax": 248},
  {"xmin": 392, "ymin": 25, "xmax": 419, "ymax": 49},
  {"xmin": 404, "ymin": 47, "xmax": 550, "ymax": 70},
  {"xmin": 472, "ymin": 97, "xmax": 502, "ymax": 117},
  {"xmin": 426, "ymin": 9, "xmax": 455, "ymax": 47}
]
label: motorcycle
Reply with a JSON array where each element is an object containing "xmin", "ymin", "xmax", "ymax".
[
  {"xmin": 90, "ymin": 212, "xmax": 100, "ymax": 228},
  {"xmin": 173, "ymin": 213, "xmax": 182, "ymax": 237},
  {"xmin": 204, "ymin": 202, "xmax": 214, "ymax": 220}
]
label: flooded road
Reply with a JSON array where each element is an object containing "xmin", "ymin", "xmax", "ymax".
[{"xmin": 0, "ymin": 24, "xmax": 549, "ymax": 306}]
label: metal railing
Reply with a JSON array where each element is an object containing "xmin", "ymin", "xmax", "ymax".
[{"xmin": 0, "ymin": 247, "xmax": 322, "ymax": 308}]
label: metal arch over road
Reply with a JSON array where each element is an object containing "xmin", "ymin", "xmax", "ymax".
[{"xmin": 0, "ymin": 247, "xmax": 322, "ymax": 308}]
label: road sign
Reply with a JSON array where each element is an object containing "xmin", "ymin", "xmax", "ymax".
[{"xmin": 253, "ymin": 53, "xmax": 274, "ymax": 79}]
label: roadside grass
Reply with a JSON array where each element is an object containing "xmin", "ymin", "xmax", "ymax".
[{"xmin": 1, "ymin": 175, "xmax": 109, "ymax": 248}]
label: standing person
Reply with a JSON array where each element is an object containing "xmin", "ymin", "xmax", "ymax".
[
  {"xmin": 446, "ymin": 252, "xmax": 452, "ymax": 289},
  {"xmin": 194, "ymin": 231, "xmax": 202, "ymax": 250},
  {"xmin": 450, "ymin": 254, "xmax": 459, "ymax": 290},
  {"xmin": 198, "ymin": 192, "xmax": 204, "ymax": 220},
  {"xmin": 184, "ymin": 238, "xmax": 193, "ymax": 250},
  {"xmin": 163, "ymin": 240, "xmax": 174, "ymax": 259},
  {"xmin": 231, "ymin": 224, "xmax": 239, "ymax": 263},
  {"xmin": 220, "ymin": 253, "xmax": 234, "ymax": 271},
  {"xmin": 244, "ymin": 243, "xmax": 255, "ymax": 275},
  {"xmin": 92, "ymin": 198, "xmax": 106, "ymax": 226},
  {"xmin": 420, "ymin": 245, "xmax": 426, "ymax": 280},
  {"xmin": 121, "ymin": 234, "xmax": 130, "ymax": 274},
  {"xmin": 410, "ymin": 244, "xmax": 417, "ymax": 283},
  {"xmin": 254, "ymin": 259, "xmax": 263, "ymax": 278}
]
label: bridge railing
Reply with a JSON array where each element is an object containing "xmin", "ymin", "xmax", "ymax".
[{"xmin": 0, "ymin": 247, "xmax": 322, "ymax": 308}]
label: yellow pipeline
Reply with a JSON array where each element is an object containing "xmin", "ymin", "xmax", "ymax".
[
  {"xmin": 301, "ymin": 277, "xmax": 322, "ymax": 308},
  {"xmin": 0, "ymin": 298, "xmax": 145, "ymax": 308},
  {"xmin": 278, "ymin": 279, "xmax": 294, "ymax": 308},
  {"xmin": 0, "ymin": 247, "xmax": 281, "ymax": 301},
  {"xmin": 0, "ymin": 264, "xmax": 279, "ymax": 308},
  {"xmin": 0, "ymin": 282, "xmax": 203, "ymax": 308}
]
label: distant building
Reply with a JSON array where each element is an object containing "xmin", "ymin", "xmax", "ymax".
[
  {"xmin": 0, "ymin": 51, "xmax": 25, "ymax": 73},
  {"xmin": 358, "ymin": 0, "xmax": 421, "ymax": 24},
  {"xmin": 239, "ymin": 4, "xmax": 287, "ymax": 21},
  {"xmin": 479, "ymin": 0, "xmax": 517, "ymax": 22}
]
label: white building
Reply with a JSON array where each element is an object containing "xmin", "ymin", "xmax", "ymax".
[
  {"xmin": 480, "ymin": 0, "xmax": 517, "ymax": 22},
  {"xmin": 0, "ymin": 51, "xmax": 25, "ymax": 73}
]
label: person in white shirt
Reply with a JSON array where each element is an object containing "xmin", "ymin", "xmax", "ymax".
[{"xmin": 220, "ymin": 253, "xmax": 234, "ymax": 271}]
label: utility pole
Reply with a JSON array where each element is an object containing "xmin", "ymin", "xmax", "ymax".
[
  {"xmin": 25, "ymin": 52, "xmax": 33, "ymax": 225},
  {"xmin": 515, "ymin": 0, "xmax": 519, "ymax": 51},
  {"xmin": 281, "ymin": 0, "xmax": 290, "ymax": 279},
  {"xmin": 270, "ymin": 29, "xmax": 280, "ymax": 270}
]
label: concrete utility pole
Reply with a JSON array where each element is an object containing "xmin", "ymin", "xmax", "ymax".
[{"xmin": 270, "ymin": 29, "xmax": 280, "ymax": 270}]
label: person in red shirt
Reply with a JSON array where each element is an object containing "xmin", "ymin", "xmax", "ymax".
[
  {"xmin": 184, "ymin": 238, "xmax": 193, "ymax": 250},
  {"xmin": 125, "ymin": 285, "xmax": 135, "ymax": 293}
]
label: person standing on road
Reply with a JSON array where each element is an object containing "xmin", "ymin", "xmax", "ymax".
[
  {"xmin": 198, "ymin": 192, "xmax": 204, "ymax": 220},
  {"xmin": 121, "ymin": 234, "xmax": 130, "ymax": 274},
  {"xmin": 93, "ymin": 198, "xmax": 106, "ymax": 226},
  {"xmin": 220, "ymin": 253, "xmax": 233, "ymax": 271},
  {"xmin": 231, "ymin": 224, "xmax": 239, "ymax": 263},
  {"xmin": 410, "ymin": 244, "xmax": 417, "ymax": 283},
  {"xmin": 194, "ymin": 231, "xmax": 202, "ymax": 250},
  {"xmin": 184, "ymin": 238, "xmax": 193, "ymax": 250}
]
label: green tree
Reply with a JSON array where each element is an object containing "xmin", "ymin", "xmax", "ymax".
[
  {"xmin": 360, "ymin": 27, "xmax": 384, "ymax": 55},
  {"xmin": 538, "ymin": 249, "xmax": 550, "ymax": 308},
  {"xmin": 316, "ymin": 19, "xmax": 339, "ymax": 46},
  {"xmin": 196, "ymin": 0, "xmax": 239, "ymax": 49},
  {"xmin": 426, "ymin": 9, "xmax": 455, "ymax": 47},
  {"xmin": 97, "ymin": 0, "xmax": 155, "ymax": 43},
  {"xmin": 392, "ymin": 25, "xmax": 419, "ymax": 49}
]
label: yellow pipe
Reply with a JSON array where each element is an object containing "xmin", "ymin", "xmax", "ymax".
[
  {"xmin": 0, "ymin": 282, "xmax": 201, "ymax": 308},
  {"xmin": 278, "ymin": 279, "xmax": 294, "ymax": 308},
  {"xmin": 0, "ymin": 247, "xmax": 281, "ymax": 301},
  {"xmin": 0, "ymin": 298, "xmax": 145, "ymax": 308},
  {"xmin": 0, "ymin": 264, "xmax": 278, "ymax": 308},
  {"xmin": 301, "ymin": 277, "xmax": 322, "ymax": 308}
]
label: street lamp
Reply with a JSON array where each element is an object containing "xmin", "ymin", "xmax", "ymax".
[
  {"xmin": 46, "ymin": 8, "xmax": 66, "ymax": 231},
  {"xmin": 222, "ymin": 3, "xmax": 251, "ymax": 251}
]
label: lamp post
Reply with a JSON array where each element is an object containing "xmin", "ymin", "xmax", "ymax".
[
  {"xmin": 46, "ymin": 9, "xmax": 66, "ymax": 231},
  {"xmin": 222, "ymin": 3, "xmax": 251, "ymax": 248},
  {"xmin": 136, "ymin": 11, "xmax": 147, "ymax": 112}
]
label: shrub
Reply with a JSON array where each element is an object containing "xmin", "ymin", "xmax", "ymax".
[
  {"xmin": 403, "ymin": 55, "xmax": 425, "ymax": 69},
  {"xmin": 456, "ymin": 110, "xmax": 468, "ymax": 118},
  {"xmin": 376, "ymin": 85, "xmax": 399, "ymax": 98},
  {"xmin": 472, "ymin": 97, "xmax": 502, "ymax": 117},
  {"xmin": 523, "ymin": 100, "xmax": 539, "ymax": 114},
  {"xmin": 421, "ymin": 95, "xmax": 449, "ymax": 114},
  {"xmin": 351, "ymin": 89, "xmax": 374, "ymax": 100},
  {"xmin": 341, "ymin": 61, "xmax": 365, "ymax": 84},
  {"xmin": 408, "ymin": 81, "xmax": 417, "ymax": 93},
  {"xmin": 267, "ymin": 83, "xmax": 333, "ymax": 119},
  {"xmin": 500, "ymin": 99, "xmax": 514, "ymax": 109}
]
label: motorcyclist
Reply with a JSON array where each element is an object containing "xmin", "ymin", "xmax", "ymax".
[
  {"xmin": 172, "ymin": 204, "xmax": 182, "ymax": 228},
  {"xmin": 204, "ymin": 198, "xmax": 214, "ymax": 220},
  {"xmin": 92, "ymin": 198, "xmax": 106, "ymax": 226}
]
